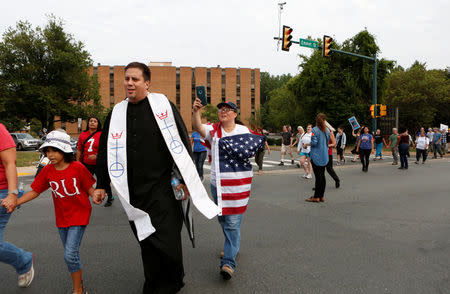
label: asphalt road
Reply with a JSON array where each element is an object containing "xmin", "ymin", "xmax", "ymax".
[{"xmin": 1, "ymin": 157, "xmax": 450, "ymax": 293}]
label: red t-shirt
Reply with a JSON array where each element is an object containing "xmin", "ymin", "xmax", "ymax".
[
  {"xmin": 0, "ymin": 123, "xmax": 16, "ymax": 190},
  {"xmin": 77, "ymin": 131, "xmax": 101, "ymax": 165},
  {"xmin": 31, "ymin": 161, "xmax": 95, "ymax": 227},
  {"xmin": 328, "ymin": 139, "xmax": 333, "ymax": 156}
]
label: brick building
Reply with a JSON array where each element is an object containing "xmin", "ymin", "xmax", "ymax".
[{"xmin": 58, "ymin": 63, "xmax": 260, "ymax": 135}]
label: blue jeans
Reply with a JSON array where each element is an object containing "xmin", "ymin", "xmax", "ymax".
[
  {"xmin": 0, "ymin": 189, "xmax": 33, "ymax": 274},
  {"xmin": 375, "ymin": 143, "xmax": 383, "ymax": 157},
  {"xmin": 58, "ymin": 225, "xmax": 86, "ymax": 273},
  {"xmin": 398, "ymin": 143, "xmax": 409, "ymax": 168},
  {"xmin": 193, "ymin": 151, "xmax": 207, "ymax": 180},
  {"xmin": 433, "ymin": 143, "xmax": 443, "ymax": 158},
  {"xmin": 210, "ymin": 185, "xmax": 243, "ymax": 270}
]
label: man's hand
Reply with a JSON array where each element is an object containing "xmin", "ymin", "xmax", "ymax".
[
  {"xmin": 1, "ymin": 193, "xmax": 18, "ymax": 213},
  {"xmin": 177, "ymin": 184, "xmax": 190, "ymax": 201},
  {"xmin": 193, "ymin": 98, "xmax": 204, "ymax": 113},
  {"xmin": 93, "ymin": 189, "xmax": 107, "ymax": 204}
]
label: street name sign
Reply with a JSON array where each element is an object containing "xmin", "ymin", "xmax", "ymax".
[{"xmin": 299, "ymin": 38, "xmax": 318, "ymax": 49}]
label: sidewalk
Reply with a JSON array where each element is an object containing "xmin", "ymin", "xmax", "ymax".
[{"xmin": 17, "ymin": 166, "xmax": 37, "ymax": 176}]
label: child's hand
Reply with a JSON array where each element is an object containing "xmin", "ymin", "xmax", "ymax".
[
  {"xmin": 92, "ymin": 189, "xmax": 107, "ymax": 205},
  {"xmin": 1, "ymin": 194, "xmax": 18, "ymax": 213}
]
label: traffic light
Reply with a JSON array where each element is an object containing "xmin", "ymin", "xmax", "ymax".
[
  {"xmin": 370, "ymin": 105, "xmax": 375, "ymax": 118},
  {"xmin": 380, "ymin": 104, "xmax": 387, "ymax": 117},
  {"xmin": 322, "ymin": 35, "xmax": 333, "ymax": 57},
  {"xmin": 282, "ymin": 25, "xmax": 293, "ymax": 51}
]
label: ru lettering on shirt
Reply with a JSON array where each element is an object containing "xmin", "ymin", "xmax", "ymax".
[{"xmin": 49, "ymin": 178, "xmax": 81, "ymax": 198}]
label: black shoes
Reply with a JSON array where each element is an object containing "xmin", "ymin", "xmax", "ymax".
[
  {"xmin": 278, "ymin": 162, "xmax": 284, "ymax": 166},
  {"xmin": 335, "ymin": 181, "xmax": 340, "ymax": 188},
  {"xmin": 104, "ymin": 198, "xmax": 114, "ymax": 207}
]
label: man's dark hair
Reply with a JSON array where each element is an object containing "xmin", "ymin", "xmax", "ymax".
[{"xmin": 125, "ymin": 62, "xmax": 151, "ymax": 81}]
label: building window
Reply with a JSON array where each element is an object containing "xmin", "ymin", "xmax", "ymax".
[
  {"xmin": 236, "ymin": 69, "xmax": 240, "ymax": 104},
  {"xmin": 191, "ymin": 68, "xmax": 196, "ymax": 103},
  {"xmin": 176, "ymin": 68, "xmax": 180, "ymax": 109},
  {"xmin": 221, "ymin": 69, "xmax": 226, "ymax": 102},
  {"xmin": 251, "ymin": 69, "xmax": 255, "ymax": 111},
  {"xmin": 206, "ymin": 68, "xmax": 211, "ymax": 104},
  {"xmin": 110, "ymin": 67, "xmax": 114, "ymax": 105}
]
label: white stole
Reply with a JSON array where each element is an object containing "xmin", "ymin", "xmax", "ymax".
[{"xmin": 108, "ymin": 93, "xmax": 219, "ymax": 241}]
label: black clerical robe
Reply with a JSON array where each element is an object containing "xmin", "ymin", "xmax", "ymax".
[{"xmin": 96, "ymin": 97, "xmax": 192, "ymax": 292}]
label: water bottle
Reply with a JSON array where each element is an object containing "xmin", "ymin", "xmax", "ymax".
[
  {"xmin": 17, "ymin": 182, "xmax": 24, "ymax": 209},
  {"xmin": 171, "ymin": 174, "xmax": 185, "ymax": 200}
]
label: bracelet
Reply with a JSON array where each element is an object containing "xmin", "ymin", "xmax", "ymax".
[{"xmin": 8, "ymin": 189, "xmax": 18, "ymax": 195}]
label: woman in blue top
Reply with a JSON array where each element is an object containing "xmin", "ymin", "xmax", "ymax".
[
  {"xmin": 304, "ymin": 113, "xmax": 330, "ymax": 203},
  {"xmin": 356, "ymin": 126, "xmax": 374, "ymax": 172},
  {"xmin": 190, "ymin": 131, "xmax": 207, "ymax": 180}
]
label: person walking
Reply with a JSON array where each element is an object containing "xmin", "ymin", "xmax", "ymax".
[
  {"xmin": 297, "ymin": 124, "xmax": 313, "ymax": 179},
  {"xmin": 335, "ymin": 126, "xmax": 346, "ymax": 165},
  {"xmin": 279, "ymin": 125, "xmax": 294, "ymax": 166},
  {"xmin": 441, "ymin": 129, "xmax": 447, "ymax": 154},
  {"xmin": 16, "ymin": 130, "xmax": 103, "ymax": 294},
  {"xmin": 305, "ymin": 114, "xmax": 330, "ymax": 202},
  {"xmin": 190, "ymin": 131, "xmax": 207, "ymax": 180},
  {"xmin": 415, "ymin": 130, "xmax": 429, "ymax": 164},
  {"xmin": 0, "ymin": 123, "xmax": 34, "ymax": 289},
  {"xmin": 350, "ymin": 128, "xmax": 361, "ymax": 162},
  {"xmin": 373, "ymin": 129, "xmax": 387, "ymax": 161},
  {"xmin": 356, "ymin": 126, "xmax": 374, "ymax": 172},
  {"xmin": 95, "ymin": 62, "xmax": 218, "ymax": 293},
  {"xmin": 432, "ymin": 128, "xmax": 443, "ymax": 158},
  {"xmin": 192, "ymin": 99, "xmax": 265, "ymax": 280},
  {"xmin": 254, "ymin": 128, "xmax": 270, "ymax": 175},
  {"xmin": 388, "ymin": 128, "xmax": 399, "ymax": 165},
  {"xmin": 446, "ymin": 129, "xmax": 450, "ymax": 154},
  {"xmin": 325, "ymin": 122, "xmax": 340, "ymax": 188},
  {"xmin": 292, "ymin": 126, "xmax": 303, "ymax": 154},
  {"xmin": 292, "ymin": 126, "xmax": 303, "ymax": 168},
  {"xmin": 426, "ymin": 128, "xmax": 434, "ymax": 155},
  {"xmin": 396, "ymin": 128, "xmax": 411, "ymax": 169},
  {"xmin": 77, "ymin": 116, "xmax": 114, "ymax": 207}
]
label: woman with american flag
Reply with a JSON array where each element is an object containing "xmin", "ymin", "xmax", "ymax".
[{"xmin": 192, "ymin": 98, "xmax": 266, "ymax": 281}]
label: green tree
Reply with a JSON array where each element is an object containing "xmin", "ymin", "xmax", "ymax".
[
  {"xmin": 265, "ymin": 78, "xmax": 301, "ymax": 130},
  {"xmin": 259, "ymin": 72, "xmax": 293, "ymax": 130},
  {"xmin": 384, "ymin": 61, "xmax": 450, "ymax": 131},
  {"xmin": 201, "ymin": 104, "xmax": 219, "ymax": 123},
  {"xmin": 289, "ymin": 30, "xmax": 394, "ymax": 133},
  {"xmin": 0, "ymin": 16, "xmax": 103, "ymax": 131}
]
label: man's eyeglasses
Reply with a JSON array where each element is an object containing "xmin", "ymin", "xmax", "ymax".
[{"xmin": 218, "ymin": 108, "xmax": 235, "ymax": 113}]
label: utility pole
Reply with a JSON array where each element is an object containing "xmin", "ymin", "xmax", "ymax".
[
  {"xmin": 328, "ymin": 48, "xmax": 378, "ymax": 131},
  {"xmin": 276, "ymin": 2, "xmax": 287, "ymax": 51}
]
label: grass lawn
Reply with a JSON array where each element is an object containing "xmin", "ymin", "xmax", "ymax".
[{"xmin": 16, "ymin": 151, "xmax": 40, "ymax": 167}]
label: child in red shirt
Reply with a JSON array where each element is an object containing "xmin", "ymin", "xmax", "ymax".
[{"xmin": 16, "ymin": 130, "xmax": 102, "ymax": 294}]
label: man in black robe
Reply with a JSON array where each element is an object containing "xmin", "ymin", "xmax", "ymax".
[{"xmin": 95, "ymin": 62, "xmax": 192, "ymax": 294}]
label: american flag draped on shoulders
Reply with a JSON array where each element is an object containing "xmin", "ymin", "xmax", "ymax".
[{"xmin": 206, "ymin": 123, "xmax": 266, "ymax": 215}]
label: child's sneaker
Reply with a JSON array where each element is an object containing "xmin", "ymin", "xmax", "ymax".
[{"xmin": 18, "ymin": 259, "xmax": 34, "ymax": 288}]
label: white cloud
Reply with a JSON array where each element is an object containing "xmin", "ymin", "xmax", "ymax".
[{"xmin": 0, "ymin": 0, "xmax": 448, "ymax": 75}]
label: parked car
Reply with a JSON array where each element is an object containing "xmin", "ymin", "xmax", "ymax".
[{"xmin": 10, "ymin": 133, "xmax": 41, "ymax": 150}]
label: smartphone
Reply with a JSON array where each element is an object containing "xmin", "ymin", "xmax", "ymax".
[{"xmin": 196, "ymin": 86, "xmax": 207, "ymax": 106}]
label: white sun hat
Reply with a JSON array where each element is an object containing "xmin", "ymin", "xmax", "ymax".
[{"xmin": 39, "ymin": 130, "xmax": 73, "ymax": 154}]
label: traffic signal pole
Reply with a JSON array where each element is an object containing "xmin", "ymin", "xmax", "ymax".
[
  {"xmin": 330, "ymin": 48, "xmax": 378, "ymax": 131},
  {"xmin": 275, "ymin": 30, "xmax": 379, "ymax": 131},
  {"xmin": 372, "ymin": 53, "xmax": 377, "ymax": 132}
]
